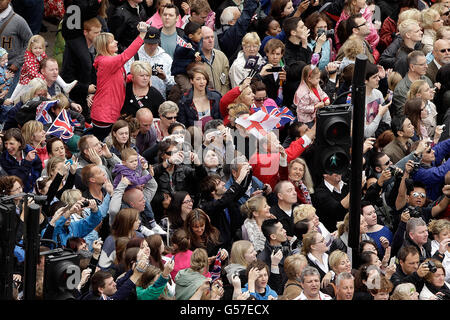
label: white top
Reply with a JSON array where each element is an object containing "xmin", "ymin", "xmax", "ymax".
[
  {"xmin": 294, "ymin": 291, "xmax": 332, "ymax": 300},
  {"xmin": 307, "ymin": 252, "xmax": 329, "ymax": 274},
  {"xmin": 431, "ymin": 240, "xmax": 450, "ymax": 283}
]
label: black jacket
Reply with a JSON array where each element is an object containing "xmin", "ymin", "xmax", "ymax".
[
  {"xmin": 391, "ymin": 266, "xmax": 425, "ymax": 293},
  {"xmin": 311, "ymin": 181, "xmax": 349, "ymax": 232},
  {"xmin": 198, "ymin": 178, "xmax": 250, "ymax": 252},
  {"xmin": 121, "ymin": 82, "xmax": 165, "ymax": 117},
  {"xmin": 256, "ymin": 240, "xmax": 290, "ymax": 295},
  {"xmin": 400, "ymin": 234, "xmax": 444, "ymax": 263},
  {"xmin": 269, "ymin": 203, "xmax": 296, "ymax": 238},
  {"xmin": 61, "ymin": 0, "xmax": 101, "ymax": 41},
  {"xmin": 283, "ymin": 40, "xmax": 312, "ymax": 72},
  {"xmin": 61, "ymin": 36, "xmax": 97, "ymax": 110},
  {"xmin": 177, "ymin": 87, "xmax": 222, "ymax": 128},
  {"xmin": 109, "ymin": 1, "xmax": 148, "ymax": 52}
]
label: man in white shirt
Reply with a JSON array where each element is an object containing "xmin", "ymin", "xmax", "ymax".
[{"xmin": 295, "ymin": 266, "xmax": 332, "ymax": 300}]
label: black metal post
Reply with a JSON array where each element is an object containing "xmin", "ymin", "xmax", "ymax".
[
  {"xmin": 23, "ymin": 201, "xmax": 41, "ymax": 300},
  {"xmin": 0, "ymin": 200, "xmax": 18, "ymax": 300},
  {"xmin": 348, "ymin": 54, "xmax": 368, "ymax": 268}
]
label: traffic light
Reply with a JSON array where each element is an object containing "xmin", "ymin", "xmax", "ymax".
[
  {"xmin": 315, "ymin": 104, "xmax": 352, "ymax": 175},
  {"xmin": 43, "ymin": 248, "xmax": 80, "ymax": 300}
]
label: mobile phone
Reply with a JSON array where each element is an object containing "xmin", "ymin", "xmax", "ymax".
[
  {"xmin": 389, "ymin": 257, "xmax": 396, "ymax": 266},
  {"xmin": 65, "ymin": 159, "xmax": 73, "ymax": 165},
  {"xmin": 171, "ymin": 255, "xmax": 175, "ymax": 262},
  {"xmin": 267, "ymin": 66, "xmax": 283, "ymax": 73}
]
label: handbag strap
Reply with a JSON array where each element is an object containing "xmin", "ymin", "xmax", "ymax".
[{"xmin": 0, "ymin": 13, "xmax": 15, "ymax": 37}]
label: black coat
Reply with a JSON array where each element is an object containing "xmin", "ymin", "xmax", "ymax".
[
  {"xmin": 61, "ymin": 36, "xmax": 97, "ymax": 111},
  {"xmin": 121, "ymin": 82, "xmax": 165, "ymax": 117},
  {"xmin": 198, "ymin": 178, "xmax": 250, "ymax": 252},
  {"xmin": 257, "ymin": 240, "xmax": 290, "ymax": 295},
  {"xmin": 270, "ymin": 203, "xmax": 296, "ymax": 238},
  {"xmin": 109, "ymin": 1, "xmax": 148, "ymax": 52},
  {"xmin": 311, "ymin": 181, "xmax": 349, "ymax": 232},
  {"xmin": 177, "ymin": 87, "xmax": 222, "ymax": 128},
  {"xmin": 283, "ymin": 40, "xmax": 312, "ymax": 72}
]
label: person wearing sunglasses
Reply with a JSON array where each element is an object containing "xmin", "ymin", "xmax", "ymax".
[
  {"xmin": 394, "ymin": 160, "xmax": 450, "ymax": 232},
  {"xmin": 426, "ymin": 39, "xmax": 450, "ymax": 83}
]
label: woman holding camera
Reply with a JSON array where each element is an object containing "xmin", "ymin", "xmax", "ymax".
[
  {"xmin": 419, "ymin": 259, "xmax": 450, "ymax": 300},
  {"xmin": 121, "ymin": 61, "xmax": 165, "ymax": 118},
  {"xmin": 304, "ymin": 12, "xmax": 335, "ymax": 71}
]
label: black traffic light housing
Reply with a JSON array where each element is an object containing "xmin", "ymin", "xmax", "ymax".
[
  {"xmin": 315, "ymin": 104, "xmax": 352, "ymax": 175},
  {"xmin": 43, "ymin": 248, "xmax": 80, "ymax": 300}
]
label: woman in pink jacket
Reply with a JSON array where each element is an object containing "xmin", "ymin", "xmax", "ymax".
[
  {"xmin": 90, "ymin": 22, "xmax": 149, "ymax": 141},
  {"xmin": 293, "ymin": 65, "xmax": 329, "ymax": 127}
]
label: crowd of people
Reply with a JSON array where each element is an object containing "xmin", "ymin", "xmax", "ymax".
[{"xmin": 0, "ymin": 0, "xmax": 449, "ymax": 301}]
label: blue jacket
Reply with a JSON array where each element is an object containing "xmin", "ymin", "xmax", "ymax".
[
  {"xmin": 412, "ymin": 139, "xmax": 450, "ymax": 201},
  {"xmin": 242, "ymin": 283, "xmax": 278, "ymax": 300},
  {"xmin": 170, "ymin": 36, "xmax": 202, "ymax": 76},
  {"xmin": 177, "ymin": 87, "xmax": 222, "ymax": 128},
  {"xmin": 52, "ymin": 194, "xmax": 110, "ymax": 247},
  {"xmin": 0, "ymin": 144, "xmax": 42, "ymax": 192},
  {"xmin": 225, "ymin": 175, "xmax": 264, "ymax": 205}
]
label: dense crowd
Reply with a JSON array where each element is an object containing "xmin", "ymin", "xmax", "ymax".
[{"xmin": 0, "ymin": 0, "xmax": 449, "ymax": 301}]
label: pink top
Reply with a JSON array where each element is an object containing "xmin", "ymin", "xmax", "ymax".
[
  {"xmin": 146, "ymin": 12, "xmax": 183, "ymax": 29},
  {"xmin": 165, "ymin": 250, "xmax": 211, "ymax": 280},
  {"xmin": 91, "ymin": 36, "xmax": 144, "ymax": 124},
  {"xmin": 293, "ymin": 81, "xmax": 329, "ymax": 123}
]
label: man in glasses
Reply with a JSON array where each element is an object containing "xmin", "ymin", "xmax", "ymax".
[
  {"xmin": 409, "ymin": 138, "xmax": 450, "ymax": 201},
  {"xmin": 426, "ymin": 39, "xmax": 450, "ymax": 83}
]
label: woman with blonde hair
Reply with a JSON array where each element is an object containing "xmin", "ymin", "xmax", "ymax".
[
  {"xmin": 240, "ymin": 195, "xmax": 274, "ymax": 253},
  {"xmin": 421, "ymin": 8, "xmax": 444, "ymax": 54},
  {"xmin": 280, "ymin": 253, "xmax": 308, "ymax": 300},
  {"xmin": 229, "ymin": 32, "xmax": 265, "ymax": 88},
  {"xmin": 220, "ymin": 77, "xmax": 256, "ymax": 127},
  {"xmin": 121, "ymin": 60, "xmax": 165, "ymax": 118},
  {"xmin": 407, "ymin": 80, "xmax": 438, "ymax": 139},
  {"xmin": 175, "ymin": 248, "xmax": 212, "ymax": 300},
  {"xmin": 90, "ymin": 22, "xmax": 149, "ymax": 141},
  {"xmin": 21, "ymin": 120, "xmax": 48, "ymax": 166},
  {"xmin": 301, "ymin": 231, "xmax": 330, "ymax": 281},
  {"xmin": 280, "ymin": 158, "xmax": 314, "ymax": 204},
  {"xmin": 429, "ymin": 219, "xmax": 450, "ymax": 283},
  {"xmin": 293, "ymin": 204, "xmax": 332, "ymax": 246},
  {"xmin": 390, "ymin": 282, "xmax": 419, "ymax": 300}
]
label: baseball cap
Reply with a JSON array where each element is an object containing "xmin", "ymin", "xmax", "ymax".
[{"xmin": 144, "ymin": 27, "xmax": 160, "ymax": 44}]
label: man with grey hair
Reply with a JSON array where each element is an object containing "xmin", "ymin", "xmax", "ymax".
[
  {"xmin": 391, "ymin": 50, "xmax": 433, "ymax": 119},
  {"xmin": 294, "ymin": 266, "xmax": 332, "ymax": 300},
  {"xmin": 216, "ymin": 0, "xmax": 259, "ymax": 63},
  {"xmin": 401, "ymin": 217, "xmax": 449, "ymax": 262},
  {"xmin": 335, "ymin": 272, "xmax": 354, "ymax": 300},
  {"xmin": 426, "ymin": 39, "xmax": 450, "ymax": 83}
]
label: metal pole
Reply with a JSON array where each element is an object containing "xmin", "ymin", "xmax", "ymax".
[
  {"xmin": 0, "ymin": 201, "xmax": 17, "ymax": 300},
  {"xmin": 23, "ymin": 201, "xmax": 41, "ymax": 300},
  {"xmin": 348, "ymin": 54, "xmax": 368, "ymax": 268}
]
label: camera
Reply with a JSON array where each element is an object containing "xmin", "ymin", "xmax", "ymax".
[
  {"xmin": 152, "ymin": 64, "xmax": 163, "ymax": 76},
  {"xmin": 427, "ymin": 260, "xmax": 437, "ymax": 273},
  {"xmin": 81, "ymin": 200, "xmax": 90, "ymax": 208},
  {"xmin": 404, "ymin": 205, "xmax": 422, "ymax": 218},
  {"xmin": 387, "ymin": 165, "xmax": 401, "ymax": 178},
  {"xmin": 317, "ymin": 28, "xmax": 334, "ymax": 38}
]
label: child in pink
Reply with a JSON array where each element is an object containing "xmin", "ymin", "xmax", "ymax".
[
  {"xmin": 6, "ymin": 35, "xmax": 77, "ymax": 104},
  {"xmin": 293, "ymin": 64, "xmax": 330, "ymax": 127}
]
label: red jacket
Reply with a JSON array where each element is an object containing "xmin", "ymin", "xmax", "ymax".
[
  {"xmin": 219, "ymin": 86, "xmax": 242, "ymax": 126},
  {"xmin": 249, "ymin": 136, "xmax": 309, "ymax": 189},
  {"xmin": 379, "ymin": 17, "xmax": 397, "ymax": 53},
  {"xmin": 20, "ymin": 50, "xmax": 46, "ymax": 85},
  {"xmin": 91, "ymin": 36, "xmax": 144, "ymax": 124}
]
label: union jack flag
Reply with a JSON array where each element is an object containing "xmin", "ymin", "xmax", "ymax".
[
  {"xmin": 36, "ymin": 100, "xmax": 58, "ymax": 125},
  {"xmin": 254, "ymin": 105, "xmax": 295, "ymax": 128},
  {"xmin": 46, "ymin": 109, "xmax": 74, "ymax": 141},
  {"xmin": 176, "ymin": 36, "xmax": 193, "ymax": 50}
]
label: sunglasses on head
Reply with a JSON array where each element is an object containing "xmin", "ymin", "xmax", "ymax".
[{"xmin": 411, "ymin": 191, "xmax": 426, "ymax": 198}]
